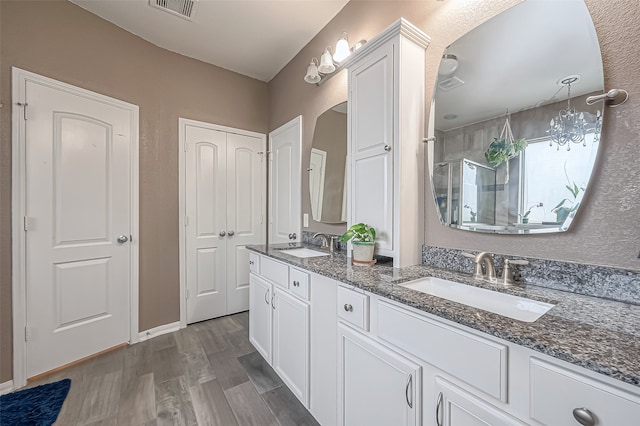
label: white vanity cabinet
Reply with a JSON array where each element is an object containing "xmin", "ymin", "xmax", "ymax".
[
  {"xmin": 248, "ymin": 255, "xmax": 310, "ymax": 406},
  {"xmin": 338, "ymin": 323, "xmax": 421, "ymax": 426},
  {"xmin": 345, "ymin": 18, "xmax": 429, "ymax": 267}
]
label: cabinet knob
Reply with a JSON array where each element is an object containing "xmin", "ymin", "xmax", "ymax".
[
  {"xmin": 288, "ymin": 233, "xmax": 297, "ymax": 240},
  {"xmin": 249, "ymin": 260, "xmax": 254, "ymax": 265},
  {"xmin": 384, "ymin": 144, "xmax": 391, "ymax": 152},
  {"xmin": 572, "ymin": 408, "xmax": 596, "ymax": 426},
  {"xmin": 293, "ymin": 280, "xmax": 300, "ymax": 287},
  {"xmin": 343, "ymin": 304, "xmax": 353, "ymax": 312}
]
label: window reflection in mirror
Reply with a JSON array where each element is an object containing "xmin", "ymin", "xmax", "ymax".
[
  {"xmin": 426, "ymin": 0, "xmax": 604, "ymax": 234},
  {"xmin": 309, "ymin": 102, "xmax": 347, "ymax": 224}
]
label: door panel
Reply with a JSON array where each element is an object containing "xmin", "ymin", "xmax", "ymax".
[
  {"xmin": 185, "ymin": 126, "xmax": 227, "ymax": 322},
  {"xmin": 226, "ymin": 132, "xmax": 264, "ymax": 314},
  {"xmin": 249, "ymin": 274, "xmax": 272, "ymax": 363},
  {"xmin": 25, "ymin": 79, "xmax": 132, "ymax": 377},
  {"xmin": 268, "ymin": 117, "xmax": 301, "ymax": 244}
]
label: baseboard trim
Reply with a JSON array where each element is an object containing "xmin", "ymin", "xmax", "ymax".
[
  {"xmin": 138, "ymin": 321, "xmax": 181, "ymax": 342},
  {"xmin": 0, "ymin": 380, "xmax": 14, "ymax": 395}
]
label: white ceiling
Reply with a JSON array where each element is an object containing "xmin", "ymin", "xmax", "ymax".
[
  {"xmin": 435, "ymin": 0, "xmax": 603, "ymax": 131},
  {"xmin": 70, "ymin": 0, "xmax": 349, "ymax": 82}
]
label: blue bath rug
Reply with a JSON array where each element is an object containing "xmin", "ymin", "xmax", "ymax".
[{"xmin": 0, "ymin": 378, "xmax": 71, "ymax": 425}]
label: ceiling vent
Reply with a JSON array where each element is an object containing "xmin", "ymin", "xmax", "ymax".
[
  {"xmin": 438, "ymin": 76, "xmax": 465, "ymax": 91},
  {"xmin": 150, "ymin": 0, "xmax": 197, "ymax": 20}
]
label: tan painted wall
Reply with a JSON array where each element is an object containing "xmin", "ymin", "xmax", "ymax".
[
  {"xmin": 0, "ymin": 0, "xmax": 268, "ymax": 382},
  {"xmin": 268, "ymin": 0, "xmax": 640, "ymax": 270}
]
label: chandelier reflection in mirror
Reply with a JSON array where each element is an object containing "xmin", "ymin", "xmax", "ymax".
[{"xmin": 547, "ymin": 76, "xmax": 601, "ymax": 150}]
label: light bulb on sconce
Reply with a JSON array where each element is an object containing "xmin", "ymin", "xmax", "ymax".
[
  {"xmin": 304, "ymin": 32, "xmax": 367, "ymax": 85},
  {"xmin": 304, "ymin": 58, "xmax": 321, "ymax": 84},
  {"xmin": 318, "ymin": 46, "xmax": 336, "ymax": 74},
  {"xmin": 333, "ymin": 32, "xmax": 350, "ymax": 63}
]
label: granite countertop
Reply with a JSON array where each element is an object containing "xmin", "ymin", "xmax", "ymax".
[{"xmin": 248, "ymin": 243, "xmax": 640, "ymax": 388}]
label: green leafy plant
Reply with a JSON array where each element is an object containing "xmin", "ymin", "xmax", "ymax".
[
  {"xmin": 552, "ymin": 182, "xmax": 584, "ymax": 222},
  {"xmin": 484, "ymin": 137, "xmax": 527, "ymax": 168},
  {"xmin": 519, "ymin": 202, "xmax": 543, "ymax": 223},
  {"xmin": 340, "ymin": 223, "xmax": 376, "ymax": 243}
]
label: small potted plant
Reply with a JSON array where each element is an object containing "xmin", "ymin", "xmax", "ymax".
[
  {"xmin": 340, "ymin": 223, "xmax": 376, "ymax": 264},
  {"xmin": 519, "ymin": 202, "xmax": 543, "ymax": 224}
]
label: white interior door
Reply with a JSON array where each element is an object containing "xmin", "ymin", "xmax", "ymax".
[
  {"xmin": 269, "ymin": 116, "xmax": 302, "ymax": 244},
  {"xmin": 185, "ymin": 125, "xmax": 227, "ymax": 323},
  {"xmin": 24, "ymin": 77, "xmax": 134, "ymax": 378},
  {"xmin": 225, "ymin": 132, "xmax": 265, "ymax": 314},
  {"xmin": 309, "ymin": 148, "xmax": 326, "ymax": 222}
]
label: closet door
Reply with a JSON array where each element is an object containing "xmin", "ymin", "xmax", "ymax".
[
  {"xmin": 226, "ymin": 132, "xmax": 265, "ymax": 314},
  {"xmin": 185, "ymin": 126, "xmax": 228, "ymax": 323}
]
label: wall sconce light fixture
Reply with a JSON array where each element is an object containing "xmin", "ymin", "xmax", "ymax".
[{"xmin": 304, "ymin": 32, "xmax": 366, "ymax": 85}]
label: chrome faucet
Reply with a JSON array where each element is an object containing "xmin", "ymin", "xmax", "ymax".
[
  {"xmin": 463, "ymin": 252, "xmax": 497, "ymax": 283},
  {"xmin": 312, "ymin": 233, "xmax": 336, "ymax": 253}
]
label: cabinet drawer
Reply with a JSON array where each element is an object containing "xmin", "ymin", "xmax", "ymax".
[
  {"xmin": 290, "ymin": 267, "xmax": 310, "ymax": 301},
  {"xmin": 530, "ymin": 358, "xmax": 640, "ymax": 425},
  {"xmin": 249, "ymin": 252, "xmax": 260, "ymax": 274},
  {"xmin": 376, "ymin": 300, "xmax": 508, "ymax": 402},
  {"xmin": 337, "ymin": 286, "xmax": 369, "ymax": 331},
  {"xmin": 261, "ymin": 256, "xmax": 289, "ymax": 288}
]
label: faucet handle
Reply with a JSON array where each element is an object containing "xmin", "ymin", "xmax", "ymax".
[{"xmin": 501, "ymin": 259, "xmax": 528, "ymax": 286}]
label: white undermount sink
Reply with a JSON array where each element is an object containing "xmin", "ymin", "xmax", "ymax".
[
  {"xmin": 282, "ymin": 248, "xmax": 331, "ymax": 258},
  {"xmin": 399, "ymin": 277, "xmax": 554, "ymax": 322}
]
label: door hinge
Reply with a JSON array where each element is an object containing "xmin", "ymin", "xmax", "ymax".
[
  {"xmin": 24, "ymin": 326, "xmax": 31, "ymax": 342},
  {"xmin": 17, "ymin": 102, "xmax": 28, "ymax": 120},
  {"xmin": 184, "ymin": 143, "xmax": 188, "ymax": 152},
  {"xmin": 23, "ymin": 216, "xmax": 30, "ymax": 231},
  {"xmin": 186, "ymin": 289, "xmax": 190, "ymax": 299},
  {"xmin": 184, "ymin": 215, "xmax": 189, "ymax": 226}
]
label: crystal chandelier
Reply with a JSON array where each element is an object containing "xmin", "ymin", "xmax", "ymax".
[{"xmin": 547, "ymin": 77, "xmax": 601, "ymax": 150}]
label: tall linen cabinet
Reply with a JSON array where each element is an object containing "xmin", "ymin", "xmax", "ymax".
[{"xmin": 345, "ymin": 19, "xmax": 429, "ymax": 267}]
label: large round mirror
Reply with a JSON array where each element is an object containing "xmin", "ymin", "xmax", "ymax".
[
  {"xmin": 309, "ymin": 102, "xmax": 347, "ymax": 224},
  {"xmin": 427, "ymin": 0, "xmax": 604, "ymax": 234}
]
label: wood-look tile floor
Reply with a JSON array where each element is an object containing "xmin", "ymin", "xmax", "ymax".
[{"xmin": 25, "ymin": 312, "xmax": 320, "ymax": 426}]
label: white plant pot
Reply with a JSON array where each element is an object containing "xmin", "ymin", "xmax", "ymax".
[{"xmin": 352, "ymin": 241, "xmax": 375, "ymax": 263}]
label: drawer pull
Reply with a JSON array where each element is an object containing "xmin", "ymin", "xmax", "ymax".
[
  {"xmin": 436, "ymin": 392, "xmax": 443, "ymax": 426},
  {"xmin": 293, "ymin": 280, "xmax": 300, "ymax": 287},
  {"xmin": 271, "ymin": 294, "xmax": 276, "ymax": 310},
  {"xmin": 264, "ymin": 289, "xmax": 269, "ymax": 305},
  {"xmin": 572, "ymin": 408, "xmax": 596, "ymax": 426},
  {"xmin": 344, "ymin": 304, "xmax": 353, "ymax": 312},
  {"xmin": 405, "ymin": 374, "xmax": 413, "ymax": 408}
]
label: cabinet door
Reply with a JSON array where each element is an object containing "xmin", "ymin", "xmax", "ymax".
[
  {"xmin": 273, "ymin": 288, "xmax": 309, "ymax": 407},
  {"xmin": 249, "ymin": 274, "xmax": 272, "ymax": 363},
  {"xmin": 433, "ymin": 377, "xmax": 525, "ymax": 426},
  {"xmin": 338, "ymin": 324, "xmax": 420, "ymax": 426},
  {"xmin": 349, "ymin": 41, "xmax": 394, "ymax": 253}
]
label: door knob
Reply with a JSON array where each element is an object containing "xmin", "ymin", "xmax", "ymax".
[
  {"xmin": 384, "ymin": 144, "xmax": 391, "ymax": 152},
  {"xmin": 227, "ymin": 230, "xmax": 235, "ymax": 236},
  {"xmin": 117, "ymin": 235, "xmax": 129, "ymax": 244},
  {"xmin": 219, "ymin": 231, "xmax": 226, "ymax": 237}
]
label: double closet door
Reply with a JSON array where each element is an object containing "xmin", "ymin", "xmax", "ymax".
[{"xmin": 183, "ymin": 119, "xmax": 265, "ymax": 324}]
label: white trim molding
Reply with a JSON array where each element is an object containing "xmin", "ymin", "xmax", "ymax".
[
  {"xmin": 138, "ymin": 321, "xmax": 181, "ymax": 342},
  {"xmin": 0, "ymin": 380, "xmax": 15, "ymax": 395},
  {"xmin": 11, "ymin": 67, "xmax": 140, "ymax": 388}
]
